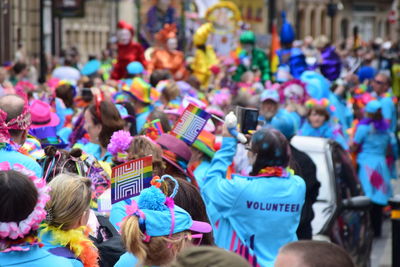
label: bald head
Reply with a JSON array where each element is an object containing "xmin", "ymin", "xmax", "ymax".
[
  {"xmin": 0, "ymin": 94, "xmax": 28, "ymax": 143},
  {"xmin": 275, "ymin": 241, "xmax": 354, "ymax": 267},
  {"xmin": 0, "ymin": 94, "xmax": 25, "ymax": 122}
]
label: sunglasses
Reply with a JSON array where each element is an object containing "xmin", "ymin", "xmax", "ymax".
[{"xmin": 373, "ymin": 79, "xmax": 386, "ymax": 85}]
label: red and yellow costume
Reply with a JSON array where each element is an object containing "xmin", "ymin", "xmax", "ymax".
[{"xmin": 147, "ymin": 24, "xmax": 187, "ymax": 80}]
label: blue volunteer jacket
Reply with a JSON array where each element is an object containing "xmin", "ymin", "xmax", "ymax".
[
  {"xmin": 0, "ymin": 245, "xmax": 73, "ymax": 267},
  {"xmin": 202, "ymin": 137, "xmax": 305, "ymax": 267}
]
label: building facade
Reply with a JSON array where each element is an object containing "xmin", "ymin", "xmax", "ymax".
[
  {"xmin": 289, "ymin": 0, "xmax": 396, "ymax": 43},
  {"xmin": 0, "ymin": 0, "xmax": 41, "ymax": 63},
  {"xmin": 0, "ymin": 0, "xmax": 126, "ymax": 65}
]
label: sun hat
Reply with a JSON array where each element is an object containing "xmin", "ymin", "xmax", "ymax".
[
  {"xmin": 124, "ymin": 175, "xmax": 212, "ymax": 239},
  {"xmin": 365, "ymin": 100, "xmax": 382, "ymax": 114},
  {"xmin": 126, "ymin": 61, "xmax": 144, "ymax": 75},
  {"xmin": 192, "ymin": 130, "xmax": 216, "ymax": 158},
  {"xmin": 81, "ymin": 59, "xmax": 101, "ymax": 76},
  {"xmin": 156, "ymin": 134, "xmax": 192, "ymax": 176},
  {"xmin": 29, "ymin": 100, "xmax": 60, "ymax": 129},
  {"xmin": 29, "ymin": 126, "xmax": 67, "ymax": 149},
  {"xmin": 123, "ymin": 77, "xmax": 159, "ymax": 104},
  {"xmin": 260, "ymin": 89, "xmax": 280, "ymax": 103}
]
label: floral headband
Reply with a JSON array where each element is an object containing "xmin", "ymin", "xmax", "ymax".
[
  {"xmin": 305, "ymin": 98, "xmax": 329, "ymax": 108},
  {"xmin": 0, "ymin": 162, "xmax": 50, "ymax": 240},
  {"xmin": 107, "ymin": 130, "xmax": 133, "ymax": 163},
  {"xmin": 0, "ymin": 105, "xmax": 31, "ymax": 143}
]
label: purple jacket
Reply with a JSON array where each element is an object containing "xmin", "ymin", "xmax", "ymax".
[{"xmin": 320, "ymin": 46, "xmax": 341, "ymax": 81}]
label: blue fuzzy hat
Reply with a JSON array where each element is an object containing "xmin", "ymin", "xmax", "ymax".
[{"xmin": 280, "ymin": 12, "xmax": 295, "ymax": 44}]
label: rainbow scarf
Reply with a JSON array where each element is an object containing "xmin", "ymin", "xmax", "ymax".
[{"xmin": 257, "ymin": 166, "xmax": 293, "ymax": 178}]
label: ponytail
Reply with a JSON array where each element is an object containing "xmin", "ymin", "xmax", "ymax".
[
  {"xmin": 121, "ymin": 216, "xmax": 192, "ymax": 266},
  {"xmin": 121, "ymin": 216, "xmax": 147, "ymax": 263}
]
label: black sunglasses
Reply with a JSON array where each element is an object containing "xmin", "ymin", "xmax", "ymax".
[{"xmin": 373, "ymin": 79, "xmax": 386, "ymax": 85}]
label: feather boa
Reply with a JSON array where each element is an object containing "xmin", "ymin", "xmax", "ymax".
[{"xmin": 40, "ymin": 224, "xmax": 99, "ymax": 267}]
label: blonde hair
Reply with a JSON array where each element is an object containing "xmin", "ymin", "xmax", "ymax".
[
  {"xmin": 121, "ymin": 216, "xmax": 192, "ymax": 266},
  {"xmin": 161, "ymin": 81, "xmax": 180, "ymax": 103},
  {"xmin": 46, "ymin": 174, "xmax": 92, "ymax": 230},
  {"xmin": 127, "ymin": 136, "xmax": 165, "ymax": 176}
]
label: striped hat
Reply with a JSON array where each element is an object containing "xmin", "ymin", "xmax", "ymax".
[{"xmin": 123, "ymin": 77, "xmax": 159, "ymax": 104}]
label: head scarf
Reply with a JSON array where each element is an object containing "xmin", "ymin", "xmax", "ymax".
[{"xmin": 0, "ymin": 104, "xmax": 31, "ymax": 143}]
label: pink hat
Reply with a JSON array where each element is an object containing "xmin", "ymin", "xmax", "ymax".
[{"xmin": 29, "ymin": 100, "xmax": 60, "ymax": 129}]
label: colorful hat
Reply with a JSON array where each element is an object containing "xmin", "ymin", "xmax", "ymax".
[
  {"xmin": 116, "ymin": 104, "xmax": 135, "ymax": 122},
  {"xmin": 29, "ymin": 127, "xmax": 67, "ymax": 149},
  {"xmin": 365, "ymin": 100, "xmax": 382, "ymax": 113},
  {"xmin": 192, "ymin": 130, "xmax": 216, "ymax": 158},
  {"xmin": 126, "ymin": 61, "xmax": 144, "ymax": 75},
  {"xmin": 280, "ymin": 11, "xmax": 295, "ymax": 44},
  {"xmin": 193, "ymin": 23, "xmax": 213, "ymax": 46},
  {"xmin": 261, "ymin": 89, "xmax": 280, "ymax": 103},
  {"xmin": 155, "ymin": 24, "xmax": 177, "ymax": 43},
  {"xmin": 112, "ymin": 91, "xmax": 131, "ymax": 104},
  {"xmin": 81, "ymin": 59, "xmax": 101, "ymax": 76},
  {"xmin": 123, "ymin": 77, "xmax": 159, "ymax": 104},
  {"xmin": 124, "ymin": 175, "xmax": 212, "ymax": 239},
  {"xmin": 300, "ymin": 71, "xmax": 331, "ymax": 100},
  {"xmin": 279, "ymin": 79, "xmax": 308, "ymax": 104},
  {"xmin": 29, "ymin": 100, "xmax": 60, "ymax": 129},
  {"xmin": 240, "ymin": 31, "xmax": 256, "ymax": 44},
  {"xmin": 156, "ymin": 134, "xmax": 192, "ymax": 176},
  {"xmin": 20, "ymin": 136, "xmax": 45, "ymax": 160},
  {"xmin": 117, "ymin": 20, "xmax": 134, "ymax": 36}
]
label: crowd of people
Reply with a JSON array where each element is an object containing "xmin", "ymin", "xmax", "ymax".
[{"xmin": 0, "ymin": 6, "xmax": 398, "ymax": 267}]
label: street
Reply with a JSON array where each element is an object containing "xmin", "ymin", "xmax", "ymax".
[{"xmin": 371, "ymin": 178, "xmax": 400, "ymax": 267}]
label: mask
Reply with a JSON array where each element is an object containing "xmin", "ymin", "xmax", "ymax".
[
  {"xmin": 166, "ymin": 38, "xmax": 178, "ymax": 50},
  {"xmin": 117, "ymin": 29, "xmax": 132, "ymax": 45}
]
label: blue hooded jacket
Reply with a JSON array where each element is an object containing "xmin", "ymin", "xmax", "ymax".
[{"xmin": 202, "ymin": 137, "xmax": 305, "ymax": 267}]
